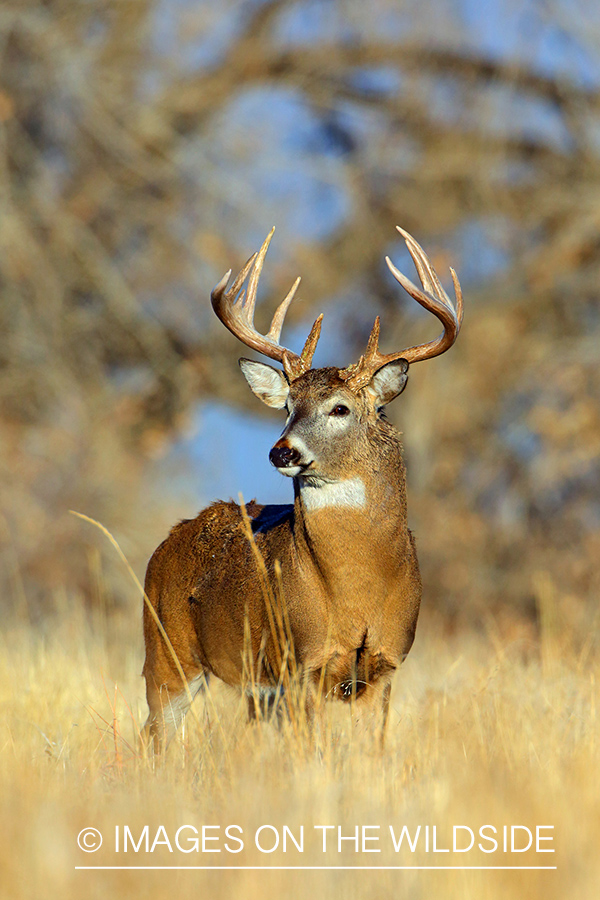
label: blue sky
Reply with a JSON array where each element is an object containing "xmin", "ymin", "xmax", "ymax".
[{"xmin": 147, "ymin": 0, "xmax": 600, "ymax": 515}]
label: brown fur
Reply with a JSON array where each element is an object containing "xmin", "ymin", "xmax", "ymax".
[{"xmin": 142, "ymin": 366, "xmax": 422, "ymax": 751}]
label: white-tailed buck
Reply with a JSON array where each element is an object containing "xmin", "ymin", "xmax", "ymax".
[{"xmin": 143, "ymin": 226, "xmax": 463, "ymax": 750}]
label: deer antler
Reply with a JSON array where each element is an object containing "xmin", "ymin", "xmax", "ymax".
[
  {"xmin": 340, "ymin": 226, "xmax": 463, "ymax": 391},
  {"xmin": 211, "ymin": 227, "xmax": 323, "ymax": 381}
]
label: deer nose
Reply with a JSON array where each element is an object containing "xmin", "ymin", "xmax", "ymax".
[{"xmin": 269, "ymin": 443, "xmax": 301, "ymax": 469}]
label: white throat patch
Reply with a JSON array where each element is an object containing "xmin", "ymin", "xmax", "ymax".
[{"xmin": 300, "ymin": 477, "xmax": 366, "ymax": 511}]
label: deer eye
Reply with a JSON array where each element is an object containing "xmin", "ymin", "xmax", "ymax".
[{"xmin": 330, "ymin": 404, "xmax": 350, "ymax": 417}]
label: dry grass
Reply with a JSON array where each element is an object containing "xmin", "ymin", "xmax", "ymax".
[{"xmin": 1, "ymin": 593, "xmax": 598, "ymax": 900}]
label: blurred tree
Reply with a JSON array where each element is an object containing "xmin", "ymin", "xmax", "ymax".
[{"xmin": 0, "ymin": 0, "xmax": 598, "ymax": 631}]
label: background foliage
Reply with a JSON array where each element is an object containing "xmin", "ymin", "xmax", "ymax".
[{"xmin": 1, "ymin": 0, "xmax": 599, "ymax": 631}]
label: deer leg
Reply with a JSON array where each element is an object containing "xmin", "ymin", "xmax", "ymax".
[
  {"xmin": 347, "ymin": 679, "xmax": 393, "ymax": 749},
  {"xmin": 246, "ymin": 685, "xmax": 282, "ymax": 722},
  {"xmin": 142, "ymin": 671, "xmax": 206, "ymax": 755},
  {"xmin": 301, "ymin": 677, "xmax": 325, "ymax": 753},
  {"xmin": 380, "ymin": 680, "xmax": 392, "ymax": 750}
]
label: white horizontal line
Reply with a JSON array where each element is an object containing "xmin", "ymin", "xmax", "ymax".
[{"xmin": 75, "ymin": 866, "xmax": 558, "ymax": 871}]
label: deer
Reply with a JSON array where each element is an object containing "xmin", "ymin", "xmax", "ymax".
[{"xmin": 142, "ymin": 226, "xmax": 463, "ymax": 752}]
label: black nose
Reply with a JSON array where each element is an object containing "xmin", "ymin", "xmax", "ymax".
[{"xmin": 269, "ymin": 444, "xmax": 301, "ymax": 468}]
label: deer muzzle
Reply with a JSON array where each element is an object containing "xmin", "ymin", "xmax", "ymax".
[{"xmin": 269, "ymin": 441, "xmax": 302, "ymax": 470}]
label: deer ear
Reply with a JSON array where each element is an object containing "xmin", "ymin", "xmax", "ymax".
[
  {"xmin": 239, "ymin": 359, "xmax": 290, "ymax": 409},
  {"xmin": 368, "ymin": 359, "xmax": 409, "ymax": 406}
]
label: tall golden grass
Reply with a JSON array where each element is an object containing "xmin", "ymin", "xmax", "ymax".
[{"xmin": 1, "ymin": 572, "xmax": 598, "ymax": 900}]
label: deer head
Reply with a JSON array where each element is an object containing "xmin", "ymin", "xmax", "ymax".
[{"xmin": 211, "ymin": 227, "xmax": 463, "ymax": 484}]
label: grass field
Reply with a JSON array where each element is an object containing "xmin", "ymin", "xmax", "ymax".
[{"xmin": 1, "ymin": 584, "xmax": 598, "ymax": 900}]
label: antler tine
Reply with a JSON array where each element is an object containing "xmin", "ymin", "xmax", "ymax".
[
  {"xmin": 383, "ymin": 241, "xmax": 461, "ymax": 365},
  {"xmin": 211, "ymin": 252, "xmax": 256, "ymax": 311},
  {"xmin": 298, "ymin": 312, "xmax": 323, "ymax": 367},
  {"xmin": 450, "ymin": 267, "xmax": 464, "ymax": 328},
  {"xmin": 340, "ymin": 228, "xmax": 463, "ymax": 391},
  {"xmin": 211, "ymin": 228, "xmax": 323, "ymax": 380},
  {"xmin": 384, "ymin": 255, "xmax": 457, "ymax": 327},
  {"xmin": 244, "ymin": 227, "xmax": 275, "ymax": 325},
  {"xmin": 232, "ymin": 253, "xmax": 259, "ymax": 303},
  {"xmin": 398, "ymin": 229, "xmax": 464, "ymax": 331},
  {"xmin": 397, "ymin": 226, "xmax": 445, "ymax": 301},
  {"xmin": 266, "ymin": 275, "xmax": 301, "ymax": 343}
]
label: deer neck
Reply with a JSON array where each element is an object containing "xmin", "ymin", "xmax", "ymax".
[{"xmin": 291, "ymin": 441, "xmax": 409, "ymax": 588}]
